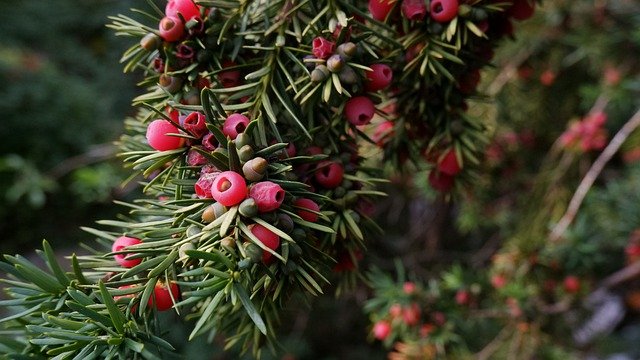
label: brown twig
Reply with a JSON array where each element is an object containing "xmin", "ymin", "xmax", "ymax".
[
  {"xmin": 550, "ymin": 106, "xmax": 640, "ymax": 242},
  {"xmin": 598, "ymin": 260, "xmax": 640, "ymax": 289}
]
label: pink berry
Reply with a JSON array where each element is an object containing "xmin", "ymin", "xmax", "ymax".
[
  {"xmin": 437, "ymin": 149, "xmax": 462, "ymax": 176},
  {"xmin": 403, "ymin": 282, "xmax": 416, "ymax": 294},
  {"xmin": 455, "ymin": 289, "xmax": 470, "ymax": 305},
  {"xmin": 159, "ymin": 16, "xmax": 185, "ymax": 42},
  {"xmin": 369, "ymin": 0, "xmax": 396, "ymax": 21},
  {"xmin": 211, "ymin": 171, "xmax": 247, "ymax": 206},
  {"xmin": 402, "ymin": 303, "xmax": 421, "ymax": 326},
  {"xmin": 401, "ymin": 0, "xmax": 427, "ymax": 21},
  {"xmin": 344, "ymin": 96, "xmax": 375, "ymax": 126},
  {"xmin": 146, "ymin": 120, "xmax": 183, "ymax": 151},
  {"xmin": 250, "ymin": 224, "xmax": 280, "ymax": 264},
  {"xmin": 183, "ymin": 112, "xmax": 208, "ymax": 138},
  {"xmin": 312, "ymin": 37, "xmax": 336, "ymax": 60},
  {"xmin": 365, "ymin": 64, "xmax": 393, "ymax": 92},
  {"xmin": 148, "ymin": 281, "xmax": 180, "ymax": 312},
  {"xmin": 222, "ymin": 113, "xmax": 250, "ymax": 140},
  {"xmin": 249, "ymin": 181, "xmax": 285, "ymax": 213},
  {"xmin": 563, "ymin": 276, "xmax": 580, "ymax": 294},
  {"xmin": 314, "ymin": 161, "xmax": 344, "ymax": 189},
  {"xmin": 294, "ymin": 198, "xmax": 321, "ymax": 223},
  {"xmin": 165, "ymin": 0, "xmax": 201, "ymax": 21},
  {"xmin": 187, "ymin": 148, "xmax": 208, "ymax": 166},
  {"xmin": 372, "ymin": 320, "xmax": 391, "ymax": 340},
  {"xmin": 194, "ymin": 171, "xmax": 219, "ymax": 198},
  {"xmin": 507, "ymin": 0, "xmax": 535, "ymax": 21},
  {"xmin": 430, "ymin": 0, "xmax": 459, "ymax": 23},
  {"xmin": 218, "ymin": 60, "xmax": 242, "ymax": 88},
  {"xmin": 112, "ymin": 236, "xmax": 143, "ymax": 268}
]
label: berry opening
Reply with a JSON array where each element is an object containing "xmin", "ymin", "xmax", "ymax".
[
  {"xmin": 358, "ymin": 114, "xmax": 369, "ymax": 123},
  {"xmin": 217, "ymin": 179, "xmax": 232, "ymax": 192},
  {"xmin": 274, "ymin": 190, "xmax": 285, "ymax": 203},
  {"xmin": 433, "ymin": 3, "xmax": 443, "ymax": 13},
  {"xmin": 162, "ymin": 18, "xmax": 176, "ymax": 30},
  {"xmin": 235, "ymin": 123, "xmax": 246, "ymax": 133}
]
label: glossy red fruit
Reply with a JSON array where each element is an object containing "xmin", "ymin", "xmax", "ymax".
[
  {"xmin": 146, "ymin": 120, "xmax": 183, "ymax": 151},
  {"xmin": 211, "ymin": 171, "xmax": 247, "ymax": 206},
  {"xmin": 401, "ymin": 0, "xmax": 427, "ymax": 21},
  {"xmin": 540, "ymin": 69, "xmax": 556, "ymax": 86},
  {"xmin": 250, "ymin": 224, "xmax": 280, "ymax": 264},
  {"xmin": 430, "ymin": 0, "xmax": 459, "ymax": 23},
  {"xmin": 402, "ymin": 303, "xmax": 421, "ymax": 325},
  {"xmin": 183, "ymin": 112, "xmax": 207, "ymax": 138},
  {"xmin": 344, "ymin": 96, "xmax": 375, "ymax": 126},
  {"xmin": 507, "ymin": 0, "xmax": 535, "ymax": 21},
  {"xmin": 369, "ymin": 0, "xmax": 396, "ymax": 21},
  {"xmin": 438, "ymin": 149, "xmax": 462, "ymax": 176},
  {"xmin": 194, "ymin": 171, "xmax": 219, "ymax": 198},
  {"xmin": 166, "ymin": 0, "xmax": 201, "ymax": 21},
  {"xmin": 455, "ymin": 289, "xmax": 470, "ymax": 305},
  {"xmin": 403, "ymin": 282, "xmax": 417, "ymax": 294},
  {"xmin": 428, "ymin": 170, "xmax": 454, "ymax": 192},
  {"xmin": 112, "ymin": 236, "xmax": 143, "ymax": 268},
  {"xmin": 312, "ymin": 37, "xmax": 335, "ymax": 60},
  {"xmin": 563, "ymin": 276, "xmax": 580, "ymax": 294},
  {"xmin": 491, "ymin": 274, "xmax": 507, "ymax": 289},
  {"xmin": 148, "ymin": 281, "xmax": 180, "ymax": 311},
  {"xmin": 159, "ymin": 16, "xmax": 185, "ymax": 42},
  {"xmin": 373, "ymin": 320, "xmax": 391, "ymax": 340},
  {"xmin": 249, "ymin": 181, "xmax": 285, "ymax": 213},
  {"xmin": 315, "ymin": 161, "xmax": 344, "ymax": 189},
  {"xmin": 222, "ymin": 113, "xmax": 250, "ymax": 140},
  {"xmin": 365, "ymin": 64, "xmax": 393, "ymax": 92},
  {"xmin": 293, "ymin": 198, "xmax": 320, "ymax": 222}
]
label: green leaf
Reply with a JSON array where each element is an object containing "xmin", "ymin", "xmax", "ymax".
[
  {"xmin": 147, "ymin": 251, "xmax": 178, "ymax": 278},
  {"xmin": 98, "ymin": 281, "xmax": 126, "ymax": 334},
  {"xmin": 138, "ymin": 277, "xmax": 158, "ymax": 316},
  {"xmin": 185, "ymin": 249, "xmax": 234, "ymax": 270},
  {"xmin": 233, "ymin": 283, "xmax": 266, "ymax": 335},
  {"xmin": 227, "ymin": 139, "xmax": 242, "ymax": 173},
  {"xmin": 220, "ymin": 205, "xmax": 238, "ymax": 237},
  {"xmin": 189, "ymin": 290, "xmax": 224, "ymax": 340},
  {"xmin": 65, "ymin": 301, "xmax": 113, "ymax": 329},
  {"xmin": 13, "ymin": 263, "xmax": 64, "ymax": 294},
  {"xmin": 121, "ymin": 255, "xmax": 166, "ymax": 279},
  {"xmin": 42, "ymin": 240, "xmax": 71, "ymax": 287}
]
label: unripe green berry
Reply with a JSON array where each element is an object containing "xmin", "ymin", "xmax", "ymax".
[
  {"xmin": 242, "ymin": 157, "xmax": 268, "ymax": 181},
  {"xmin": 311, "ymin": 65, "xmax": 330, "ymax": 82},
  {"xmin": 238, "ymin": 144, "xmax": 254, "ymax": 162},
  {"xmin": 235, "ymin": 133, "xmax": 252, "ymax": 149},
  {"xmin": 202, "ymin": 202, "xmax": 226, "ymax": 223},
  {"xmin": 245, "ymin": 243, "xmax": 263, "ymax": 263},
  {"xmin": 238, "ymin": 198, "xmax": 258, "ymax": 218},
  {"xmin": 292, "ymin": 228, "xmax": 306, "ymax": 242},
  {"xmin": 179, "ymin": 242, "xmax": 196, "ymax": 259},
  {"xmin": 186, "ymin": 225, "xmax": 201, "ymax": 237}
]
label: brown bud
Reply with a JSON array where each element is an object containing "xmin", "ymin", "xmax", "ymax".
[
  {"xmin": 140, "ymin": 33, "xmax": 161, "ymax": 51},
  {"xmin": 311, "ymin": 65, "xmax": 330, "ymax": 82},
  {"xmin": 338, "ymin": 65, "xmax": 357, "ymax": 85},
  {"xmin": 337, "ymin": 42, "xmax": 357, "ymax": 60},
  {"xmin": 159, "ymin": 74, "xmax": 183, "ymax": 93},
  {"xmin": 326, "ymin": 54, "xmax": 345, "ymax": 73},
  {"xmin": 202, "ymin": 202, "xmax": 226, "ymax": 223},
  {"xmin": 242, "ymin": 157, "xmax": 268, "ymax": 181}
]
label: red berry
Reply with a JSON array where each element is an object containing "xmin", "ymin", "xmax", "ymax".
[
  {"xmin": 187, "ymin": 148, "xmax": 207, "ymax": 166},
  {"xmin": 430, "ymin": 0, "xmax": 459, "ymax": 23},
  {"xmin": 507, "ymin": 0, "xmax": 535, "ymax": 21},
  {"xmin": 148, "ymin": 281, "xmax": 180, "ymax": 311},
  {"xmin": 146, "ymin": 120, "xmax": 183, "ymax": 151},
  {"xmin": 437, "ymin": 149, "xmax": 462, "ymax": 176},
  {"xmin": 314, "ymin": 161, "xmax": 344, "ymax": 189},
  {"xmin": 249, "ymin": 181, "xmax": 285, "ymax": 213},
  {"xmin": 539, "ymin": 70, "xmax": 556, "ymax": 86},
  {"xmin": 293, "ymin": 198, "xmax": 321, "ymax": 223},
  {"xmin": 165, "ymin": 0, "xmax": 201, "ymax": 21},
  {"xmin": 113, "ymin": 284, "xmax": 139, "ymax": 303},
  {"xmin": 159, "ymin": 16, "xmax": 185, "ymax": 42},
  {"xmin": 201, "ymin": 132, "xmax": 219, "ymax": 151},
  {"xmin": 211, "ymin": 171, "xmax": 247, "ymax": 206},
  {"xmin": 403, "ymin": 282, "xmax": 416, "ymax": 294},
  {"xmin": 401, "ymin": 0, "xmax": 427, "ymax": 21},
  {"xmin": 312, "ymin": 37, "xmax": 336, "ymax": 60},
  {"xmin": 250, "ymin": 224, "xmax": 280, "ymax": 264},
  {"xmin": 563, "ymin": 276, "xmax": 580, "ymax": 294},
  {"xmin": 344, "ymin": 96, "xmax": 375, "ymax": 126},
  {"xmin": 455, "ymin": 289, "xmax": 470, "ymax": 305},
  {"xmin": 112, "ymin": 236, "xmax": 143, "ymax": 268},
  {"xmin": 218, "ymin": 60, "xmax": 242, "ymax": 88},
  {"xmin": 428, "ymin": 170, "xmax": 454, "ymax": 192},
  {"xmin": 369, "ymin": 0, "xmax": 396, "ymax": 21},
  {"xmin": 491, "ymin": 274, "xmax": 507, "ymax": 289},
  {"xmin": 222, "ymin": 113, "xmax": 250, "ymax": 140},
  {"xmin": 389, "ymin": 303, "xmax": 402, "ymax": 318},
  {"xmin": 183, "ymin": 112, "xmax": 208, "ymax": 138},
  {"xmin": 402, "ymin": 303, "xmax": 421, "ymax": 325},
  {"xmin": 194, "ymin": 171, "xmax": 219, "ymax": 199},
  {"xmin": 372, "ymin": 320, "xmax": 391, "ymax": 340},
  {"xmin": 365, "ymin": 64, "xmax": 393, "ymax": 92}
]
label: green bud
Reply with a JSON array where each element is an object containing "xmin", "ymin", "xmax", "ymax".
[
  {"xmin": 336, "ymin": 42, "xmax": 357, "ymax": 60},
  {"xmin": 213, "ymin": 147, "xmax": 228, "ymax": 157},
  {"xmin": 338, "ymin": 65, "xmax": 358, "ymax": 85},
  {"xmin": 242, "ymin": 157, "xmax": 268, "ymax": 181},
  {"xmin": 179, "ymin": 242, "xmax": 196, "ymax": 260},
  {"xmin": 235, "ymin": 133, "xmax": 252, "ymax": 149},
  {"xmin": 245, "ymin": 243, "xmax": 263, "ymax": 263},
  {"xmin": 428, "ymin": 22, "xmax": 444, "ymax": 35},
  {"xmin": 276, "ymin": 213, "xmax": 294, "ymax": 233},
  {"xmin": 326, "ymin": 54, "xmax": 345, "ymax": 73},
  {"xmin": 196, "ymin": 49, "xmax": 213, "ymax": 64},
  {"xmin": 202, "ymin": 202, "xmax": 226, "ymax": 223},
  {"xmin": 238, "ymin": 144, "xmax": 255, "ymax": 162},
  {"xmin": 334, "ymin": 186, "xmax": 346, "ymax": 198},
  {"xmin": 450, "ymin": 119, "xmax": 465, "ymax": 136},
  {"xmin": 292, "ymin": 228, "xmax": 306, "ymax": 242},
  {"xmin": 261, "ymin": 212, "xmax": 277, "ymax": 223},
  {"xmin": 310, "ymin": 65, "xmax": 330, "ymax": 82},
  {"xmin": 472, "ymin": 8, "xmax": 488, "ymax": 21},
  {"xmin": 140, "ymin": 33, "xmax": 161, "ymax": 51},
  {"xmin": 186, "ymin": 225, "xmax": 201, "ymax": 237},
  {"xmin": 283, "ymin": 261, "xmax": 298, "ymax": 275},
  {"xmin": 238, "ymin": 198, "xmax": 258, "ymax": 218}
]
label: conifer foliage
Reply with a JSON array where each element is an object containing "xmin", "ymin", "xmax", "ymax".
[{"xmin": 0, "ymin": 0, "xmax": 539, "ymax": 358}]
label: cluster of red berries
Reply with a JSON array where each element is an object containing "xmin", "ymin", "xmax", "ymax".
[{"xmin": 559, "ymin": 111, "xmax": 608, "ymax": 152}]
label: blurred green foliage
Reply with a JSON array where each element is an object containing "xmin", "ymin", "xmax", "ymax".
[{"xmin": 0, "ymin": 0, "xmax": 140, "ymax": 252}]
